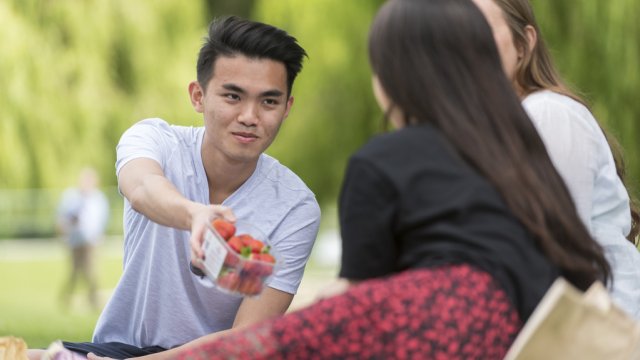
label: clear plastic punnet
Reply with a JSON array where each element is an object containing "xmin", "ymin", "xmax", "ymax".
[{"xmin": 198, "ymin": 221, "xmax": 278, "ymax": 297}]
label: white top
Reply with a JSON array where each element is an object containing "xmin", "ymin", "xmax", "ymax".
[
  {"xmin": 523, "ymin": 90, "xmax": 640, "ymax": 319},
  {"xmin": 93, "ymin": 118, "xmax": 321, "ymax": 348},
  {"xmin": 57, "ymin": 188, "xmax": 109, "ymax": 247}
]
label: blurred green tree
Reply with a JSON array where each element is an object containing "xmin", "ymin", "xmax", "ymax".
[
  {"xmin": 254, "ymin": 0, "xmax": 385, "ymax": 206},
  {"xmin": 0, "ymin": 0, "xmax": 205, "ymax": 189},
  {"xmin": 0, "ymin": 0, "xmax": 638, "ymax": 233},
  {"xmin": 532, "ymin": 0, "xmax": 640, "ymax": 196},
  {"xmin": 202, "ymin": 0, "xmax": 256, "ymax": 20},
  {"xmin": 0, "ymin": 0, "xmax": 385, "ymax": 207}
]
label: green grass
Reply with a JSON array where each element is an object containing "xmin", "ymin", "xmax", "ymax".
[
  {"xmin": 0, "ymin": 237, "xmax": 339, "ymax": 349},
  {"xmin": 0, "ymin": 239, "xmax": 123, "ymax": 348}
]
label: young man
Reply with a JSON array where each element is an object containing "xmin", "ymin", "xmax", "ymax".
[{"xmin": 34, "ymin": 16, "xmax": 321, "ymax": 359}]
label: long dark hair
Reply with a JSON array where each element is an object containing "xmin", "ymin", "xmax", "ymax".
[
  {"xmin": 494, "ymin": 0, "xmax": 639, "ymax": 244},
  {"xmin": 368, "ymin": 0, "xmax": 610, "ymax": 289}
]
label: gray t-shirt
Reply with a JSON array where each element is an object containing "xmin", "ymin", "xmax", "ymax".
[{"xmin": 93, "ymin": 118, "xmax": 321, "ymax": 348}]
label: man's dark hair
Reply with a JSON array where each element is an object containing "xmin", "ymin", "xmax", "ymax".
[{"xmin": 197, "ymin": 16, "xmax": 307, "ymax": 96}]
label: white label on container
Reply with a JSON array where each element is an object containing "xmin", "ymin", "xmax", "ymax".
[{"xmin": 201, "ymin": 229, "xmax": 228, "ymax": 280}]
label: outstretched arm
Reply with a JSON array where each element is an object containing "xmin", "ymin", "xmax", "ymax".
[
  {"xmin": 120, "ymin": 158, "xmax": 233, "ymax": 229},
  {"xmin": 118, "ymin": 158, "xmax": 235, "ymax": 257}
]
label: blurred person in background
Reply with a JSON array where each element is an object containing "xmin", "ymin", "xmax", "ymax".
[
  {"xmin": 57, "ymin": 167, "xmax": 109, "ymax": 311},
  {"xmin": 471, "ymin": 0, "xmax": 640, "ymax": 319}
]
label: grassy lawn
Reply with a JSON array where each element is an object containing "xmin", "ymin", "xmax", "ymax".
[
  {"xmin": 0, "ymin": 239, "xmax": 123, "ymax": 348},
  {"xmin": 0, "ymin": 236, "xmax": 339, "ymax": 349}
]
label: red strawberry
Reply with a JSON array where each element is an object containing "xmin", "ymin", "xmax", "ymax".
[
  {"xmin": 218, "ymin": 272, "xmax": 241, "ymax": 291},
  {"xmin": 238, "ymin": 277, "xmax": 262, "ymax": 295},
  {"xmin": 227, "ymin": 236, "xmax": 244, "ymax": 254},
  {"xmin": 223, "ymin": 252, "xmax": 240, "ymax": 267},
  {"xmin": 236, "ymin": 234, "xmax": 253, "ymax": 246},
  {"xmin": 242, "ymin": 260, "xmax": 261, "ymax": 276},
  {"xmin": 248, "ymin": 254, "xmax": 275, "ymax": 276},
  {"xmin": 234, "ymin": 234, "xmax": 263, "ymax": 256},
  {"xmin": 245, "ymin": 236, "xmax": 265, "ymax": 254},
  {"xmin": 212, "ymin": 219, "xmax": 236, "ymax": 241},
  {"xmin": 253, "ymin": 252, "xmax": 276, "ymax": 264}
]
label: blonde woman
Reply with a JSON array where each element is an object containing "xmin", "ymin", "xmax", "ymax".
[{"xmin": 473, "ymin": 0, "xmax": 640, "ymax": 319}]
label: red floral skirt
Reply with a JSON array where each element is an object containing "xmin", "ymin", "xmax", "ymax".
[{"xmin": 178, "ymin": 264, "xmax": 522, "ymax": 360}]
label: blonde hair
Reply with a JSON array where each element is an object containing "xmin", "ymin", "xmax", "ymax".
[{"xmin": 494, "ymin": 0, "xmax": 639, "ymax": 244}]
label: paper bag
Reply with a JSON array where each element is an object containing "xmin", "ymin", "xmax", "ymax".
[{"xmin": 504, "ymin": 278, "xmax": 640, "ymax": 360}]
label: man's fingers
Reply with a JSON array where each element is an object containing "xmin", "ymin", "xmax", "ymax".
[
  {"xmin": 210, "ymin": 205, "xmax": 236, "ymax": 222},
  {"xmin": 87, "ymin": 352, "xmax": 113, "ymax": 360},
  {"xmin": 189, "ymin": 205, "xmax": 235, "ymax": 262},
  {"xmin": 190, "ymin": 226, "xmax": 205, "ymax": 259}
]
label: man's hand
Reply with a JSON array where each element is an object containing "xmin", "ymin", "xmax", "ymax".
[
  {"xmin": 87, "ymin": 353, "xmax": 115, "ymax": 360},
  {"xmin": 189, "ymin": 204, "xmax": 236, "ymax": 269}
]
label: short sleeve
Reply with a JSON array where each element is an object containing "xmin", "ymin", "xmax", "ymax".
[
  {"xmin": 266, "ymin": 195, "xmax": 321, "ymax": 294},
  {"xmin": 115, "ymin": 118, "xmax": 173, "ymax": 177},
  {"xmin": 339, "ymin": 156, "xmax": 399, "ymax": 280}
]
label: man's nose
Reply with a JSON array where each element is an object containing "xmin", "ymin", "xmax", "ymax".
[{"xmin": 237, "ymin": 103, "xmax": 259, "ymax": 126}]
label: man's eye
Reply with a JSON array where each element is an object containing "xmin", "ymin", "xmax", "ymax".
[
  {"xmin": 263, "ymin": 99, "xmax": 278, "ymax": 106},
  {"xmin": 225, "ymin": 94, "xmax": 240, "ymax": 101}
]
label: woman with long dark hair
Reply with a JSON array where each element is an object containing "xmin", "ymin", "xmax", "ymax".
[{"xmin": 92, "ymin": 0, "xmax": 611, "ymax": 359}]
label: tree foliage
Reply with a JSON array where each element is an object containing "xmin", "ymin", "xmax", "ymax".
[
  {"xmin": 0, "ymin": 0, "xmax": 385, "ymax": 207},
  {"xmin": 253, "ymin": 0, "xmax": 385, "ymax": 206},
  {"xmin": 532, "ymin": 0, "xmax": 640, "ymax": 195},
  {"xmin": 0, "ymin": 0, "xmax": 205, "ymax": 188},
  {"xmin": 0, "ymin": 0, "xmax": 638, "ymax": 233}
]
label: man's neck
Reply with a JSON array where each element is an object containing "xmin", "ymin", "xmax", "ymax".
[{"xmin": 201, "ymin": 147, "xmax": 258, "ymax": 205}]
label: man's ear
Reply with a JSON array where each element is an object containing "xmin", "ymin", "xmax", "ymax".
[
  {"xmin": 189, "ymin": 81, "xmax": 205, "ymax": 113},
  {"xmin": 283, "ymin": 96, "xmax": 295, "ymax": 120}
]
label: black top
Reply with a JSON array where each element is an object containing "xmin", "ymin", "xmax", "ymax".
[{"xmin": 338, "ymin": 124, "xmax": 559, "ymax": 320}]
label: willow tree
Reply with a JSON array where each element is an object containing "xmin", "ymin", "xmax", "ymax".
[
  {"xmin": 533, "ymin": 0, "xmax": 640, "ymax": 195},
  {"xmin": 0, "ymin": 0, "xmax": 205, "ymax": 189},
  {"xmin": 254, "ymin": 0, "xmax": 385, "ymax": 206}
]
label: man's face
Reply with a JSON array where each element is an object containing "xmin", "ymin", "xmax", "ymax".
[{"xmin": 191, "ymin": 55, "xmax": 293, "ymax": 165}]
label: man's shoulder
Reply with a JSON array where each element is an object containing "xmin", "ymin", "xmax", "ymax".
[
  {"xmin": 128, "ymin": 118, "xmax": 202, "ymax": 143},
  {"xmin": 245, "ymin": 154, "xmax": 320, "ymax": 218},
  {"xmin": 232, "ymin": 154, "xmax": 320, "ymax": 247},
  {"xmin": 257, "ymin": 154, "xmax": 315, "ymax": 195},
  {"xmin": 117, "ymin": 118, "xmax": 203, "ymax": 177}
]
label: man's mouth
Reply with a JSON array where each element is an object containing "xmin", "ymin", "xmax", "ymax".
[{"xmin": 232, "ymin": 131, "xmax": 259, "ymax": 143}]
